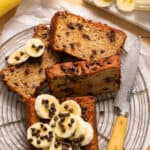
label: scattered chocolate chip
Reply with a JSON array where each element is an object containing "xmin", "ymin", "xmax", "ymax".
[
  {"xmin": 5, "ymin": 56, "xmax": 9, "ymax": 61},
  {"xmin": 102, "ymin": 87, "xmax": 109, "ymax": 91},
  {"xmin": 65, "ymin": 32, "xmax": 70, "ymax": 36},
  {"xmin": 76, "ymin": 23, "xmax": 83, "ymax": 30},
  {"xmin": 14, "ymin": 82, "xmax": 18, "ymax": 86},
  {"xmin": 71, "ymin": 118, "xmax": 75, "ymax": 123},
  {"xmin": 92, "ymin": 50, "xmax": 97, "ymax": 55},
  {"xmin": 100, "ymin": 50, "xmax": 105, "ymax": 54},
  {"xmin": 82, "ymin": 34, "xmax": 90, "ymax": 40},
  {"xmin": 28, "ymin": 138, "xmax": 33, "ymax": 143},
  {"xmin": 51, "ymin": 123, "xmax": 56, "ymax": 128},
  {"xmin": 105, "ymin": 77, "xmax": 111, "ymax": 83},
  {"xmin": 69, "ymin": 108, "xmax": 73, "ymax": 113},
  {"xmin": 38, "ymin": 45, "xmax": 43, "ymax": 49},
  {"xmin": 24, "ymin": 68, "xmax": 30, "ymax": 75},
  {"xmin": 64, "ymin": 104, "xmax": 69, "ymax": 109},
  {"xmin": 10, "ymin": 68, "xmax": 14, "ymax": 72},
  {"xmin": 32, "ymin": 44, "xmax": 36, "ymax": 49},
  {"xmin": 107, "ymin": 30, "xmax": 115, "ymax": 42},
  {"xmin": 70, "ymin": 43, "xmax": 75, "ymax": 50},
  {"xmin": 15, "ymin": 56, "xmax": 20, "ymax": 61},
  {"xmin": 67, "ymin": 23, "xmax": 75, "ymax": 30},
  {"xmin": 38, "ymin": 68, "xmax": 43, "ymax": 73},
  {"xmin": 43, "ymin": 126, "xmax": 47, "ymax": 131},
  {"xmin": 20, "ymin": 51, "xmax": 24, "ymax": 56}
]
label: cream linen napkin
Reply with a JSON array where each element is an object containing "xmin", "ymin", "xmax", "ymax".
[{"xmin": 0, "ymin": 0, "xmax": 150, "ymax": 150}]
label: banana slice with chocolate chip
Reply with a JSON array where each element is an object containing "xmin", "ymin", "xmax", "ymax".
[
  {"xmin": 26, "ymin": 38, "xmax": 45, "ymax": 57},
  {"xmin": 60, "ymin": 100, "xmax": 82, "ymax": 116},
  {"xmin": 35, "ymin": 94, "xmax": 60, "ymax": 119},
  {"xmin": 55, "ymin": 113, "xmax": 77, "ymax": 138},
  {"xmin": 7, "ymin": 47, "xmax": 29, "ymax": 65},
  {"xmin": 27, "ymin": 122, "xmax": 55, "ymax": 148}
]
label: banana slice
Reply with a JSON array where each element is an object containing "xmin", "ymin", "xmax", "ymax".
[
  {"xmin": 7, "ymin": 47, "xmax": 29, "ymax": 65},
  {"xmin": 35, "ymin": 94, "xmax": 60, "ymax": 119},
  {"xmin": 80, "ymin": 122, "xmax": 94, "ymax": 146},
  {"xmin": 94, "ymin": 0, "xmax": 112, "ymax": 7},
  {"xmin": 26, "ymin": 38, "xmax": 45, "ymax": 57},
  {"xmin": 55, "ymin": 113, "xmax": 77, "ymax": 138},
  {"xmin": 49, "ymin": 140, "xmax": 72, "ymax": 150},
  {"xmin": 70, "ymin": 116, "xmax": 86, "ymax": 140},
  {"xmin": 116, "ymin": 0, "xmax": 135, "ymax": 12},
  {"xmin": 27, "ymin": 122, "xmax": 55, "ymax": 149},
  {"xmin": 60, "ymin": 100, "xmax": 81, "ymax": 116}
]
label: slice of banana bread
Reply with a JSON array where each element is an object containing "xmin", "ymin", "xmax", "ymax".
[
  {"xmin": 0, "ymin": 24, "xmax": 59, "ymax": 100},
  {"xmin": 25, "ymin": 96, "xmax": 98, "ymax": 150},
  {"xmin": 46, "ymin": 55, "xmax": 120, "ymax": 97},
  {"xmin": 50, "ymin": 11, "xmax": 126, "ymax": 61}
]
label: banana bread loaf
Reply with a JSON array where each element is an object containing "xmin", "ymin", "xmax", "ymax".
[
  {"xmin": 50, "ymin": 11, "xmax": 126, "ymax": 61},
  {"xmin": 0, "ymin": 24, "xmax": 59, "ymax": 100},
  {"xmin": 25, "ymin": 96, "xmax": 98, "ymax": 150},
  {"xmin": 46, "ymin": 55, "xmax": 120, "ymax": 97}
]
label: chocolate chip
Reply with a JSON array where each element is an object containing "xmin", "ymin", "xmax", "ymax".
[
  {"xmin": 70, "ymin": 43, "xmax": 75, "ymax": 50},
  {"xmin": 20, "ymin": 51, "xmax": 24, "ymax": 56},
  {"xmin": 38, "ymin": 45, "xmax": 43, "ymax": 49},
  {"xmin": 28, "ymin": 138, "xmax": 33, "ymax": 143},
  {"xmin": 64, "ymin": 104, "xmax": 69, "ymax": 109},
  {"xmin": 67, "ymin": 23, "xmax": 75, "ymax": 30},
  {"xmin": 54, "ymin": 116, "xmax": 58, "ymax": 121},
  {"xmin": 14, "ymin": 82, "xmax": 18, "ymax": 86},
  {"xmin": 32, "ymin": 44, "xmax": 36, "ymax": 49},
  {"xmin": 107, "ymin": 30, "xmax": 115, "ymax": 42},
  {"xmin": 10, "ymin": 68, "xmax": 14, "ymax": 72},
  {"xmin": 51, "ymin": 123, "xmax": 56, "ymax": 128},
  {"xmin": 65, "ymin": 32, "xmax": 70, "ymax": 36},
  {"xmin": 76, "ymin": 23, "xmax": 83, "ymax": 30},
  {"xmin": 69, "ymin": 108, "xmax": 73, "ymax": 113},
  {"xmin": 15, "ymin": 56, "xmax": 20, "ymax": 61},
  {"xmin": 105, "ymin": 77, "xmax": 111, "ymax": 83},
  {"xmin": 100, "ymin": 50, "xmax": 105, "ymax": 54},
  {"xmin": 92, "ymin": 50, "xmax": 97, "ymax": 55},
  {"xmin": 82, "ymin": 34, "xmax": 90, "ymax": 40},
  {"xmin": 68, "ymin": 123, "xmax": 72, "ymax": 127},
  {"xmin": 43, "ymin": 126, "xmax": 47, "ymax": 131},
  {"xmin": 24, "ymin": 68, "xmax": 30, "ymax": 75},
  {"xmin": 38, "ymin": 68, "xmax": 43, "ymax": 73},
  {"xmin": 71, "ymin": 118, "xmax": 75, "ymax": 123},
  {"xmin": 102, "ymin": 87, "xmax": 109, "ymax": 91},
  {"xmin": 5, "ymin": 56, "xmax": 9, "ymax": 61}
]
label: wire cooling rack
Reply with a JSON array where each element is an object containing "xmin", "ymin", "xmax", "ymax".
[{"xmin": 0, "ymin": 26, "xmax": 149, "ymax": 150}]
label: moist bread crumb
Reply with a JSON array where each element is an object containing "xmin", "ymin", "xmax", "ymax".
[{"xmin": 50, "ymin": 11, "xmax": 126, "ymax": 61}]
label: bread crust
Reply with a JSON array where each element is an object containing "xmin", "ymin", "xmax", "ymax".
[
  {"xmin": 25, "ymin": 96, "xmax": 99, "ymax": 150},
  {"xmin": 50, "ymin": 11, "xmax": 126, "ymax": 60}
]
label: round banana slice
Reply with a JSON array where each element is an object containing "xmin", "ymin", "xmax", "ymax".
[
  {"xmin": 27, "ymin": 122, "xmax": 55, "ymax": 149},
  {"xmin": 94, "ymin": 0, "xmax": 112, "ymax": 7},
  {"xmin": 26, "ymin": 38, "xmax": 45, "ymax": 57},
  {"xmin": 49, "ymin": 140, "xmax": 72, "ymax": 150},
  {"xmin": 116, "ymin": 0, "xmax": 135, "ymax": 12},
  {"xmin": 35, "ymin": 94, "xmax": 60, "ymax": 119},
  {"xmin": 7, "ymin": 47, "xmax": 29, "ymax": 65},
  {"xmin": 70, "ymin": 116, "xmax": 86, "ymax": 140},
  {"xmin": 55, "ymin": 113, "xmax": 77, "ymax": 138},
  {"xmin": 80, "ymin": 122, "xmax": 94, "ymax": 146},
  {"xmin": 60, "ymin": 100, "xmax": 81, "ymax": 116}
]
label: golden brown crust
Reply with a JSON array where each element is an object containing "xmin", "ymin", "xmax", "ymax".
[
  {"xmin": 50, "ymin": 11, "xmax": 126, "ymax": 60},
  {"xmin": 25, "ymin": 96, "xmax": 99, "ymax": 150}
]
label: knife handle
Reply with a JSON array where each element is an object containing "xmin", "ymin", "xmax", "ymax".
[{"xmin": 107, "ymin": 116, "xmax": 128, "ymax": 150}]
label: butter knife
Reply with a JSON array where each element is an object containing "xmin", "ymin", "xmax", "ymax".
[{"xmin": 107, "ymin": 37, "xmax": 140, "ymax": 150}]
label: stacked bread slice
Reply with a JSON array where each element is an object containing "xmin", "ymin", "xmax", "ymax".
[{"xmin": 46, "ymin": 11, "xmax": 126, "ymax": 97}]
